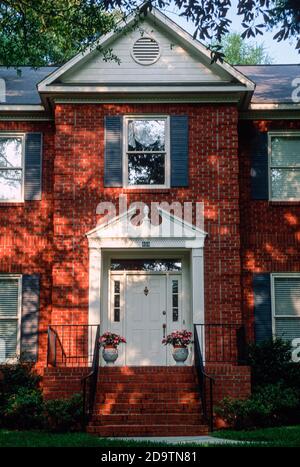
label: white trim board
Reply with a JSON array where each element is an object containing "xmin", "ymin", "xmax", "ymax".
[{"xmin": 37, "ymin": 8, "xmax": 254, "ymax": 109}]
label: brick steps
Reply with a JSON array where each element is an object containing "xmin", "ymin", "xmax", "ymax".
[
  {"xmin": 97, "ymin": 392, "xmax": 201, "ymax": 403},
  {"xmin": 87, "ymin": 424, "xmax": 209, "ymax": 437},
  {"xmin": 87, "ymin": 366, "xmax": 208, "ymax": 437},
  {"xmin": 96, "ymin": 402, "xmax": 201, "ymax": 414},
  {"xmin": 97, "ymin": 382, "xmax": 198, "ymax": 392},
  {"xmin": 91, "ymin": 413, "xmax": 203, "ymax": 425}
]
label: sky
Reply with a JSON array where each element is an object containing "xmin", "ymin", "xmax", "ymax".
[{"xmin": 164, "ymin": 1, "xmax": 300, "ymax": 64}]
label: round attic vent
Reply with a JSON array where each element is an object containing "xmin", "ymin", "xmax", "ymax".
[{"xmin": 132, "ymin": 37, "xmax": 160, "ymax": 65}]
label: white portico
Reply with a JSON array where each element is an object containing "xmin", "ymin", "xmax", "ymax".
[{"xmin": 86, "ymin": 207, "xmax": 206, "ymax": 366}]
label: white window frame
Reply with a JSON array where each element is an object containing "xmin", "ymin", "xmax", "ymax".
[
  {"xmin": 0, "ymin": 132, "xmax": 25, "ymax": 203},
  {"xmin": 0, "ymin": 274, "xmax": 22, "ymax": 362},
  {"xmin": 271, "ymin": 272, "xmax": 300, "ymax": 338},
  {"xmin": 268, "ymin": 131, "xmax": 300, "ymax": 201},
  {"xmin": 123, "ymin": 115, "xmax": 170, "ymax": 189}
]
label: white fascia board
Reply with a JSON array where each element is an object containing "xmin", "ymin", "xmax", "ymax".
[
  {"xmin": 0, "ymin": 104, "xmax": 45, "ymax": 111},
  {"xmin": 40, "ymin": 84, "xmax": 248, "ymax": 94},
  {"xmin": 37, "ymin": 8, "xmax": 255, "ymax": 93},
  {"xmin": 250, "ymin": 102, "xmax": 300, "ymax": 110}
]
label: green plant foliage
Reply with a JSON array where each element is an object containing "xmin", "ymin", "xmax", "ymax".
[
  {"xmin": 3, "ymin": 387, "xmax": 44, "ymax": 429},
  {"xmin": 247, "ymin": 339, "xmax": 300, "ymax": 391},
  {"xmin": 0, "ymin": 1, "xmax": 117, "ymax": 66},
  {"xmin": 211, "ymin": 32, "xmax": 273, "ymax": 65},
  {"xmin": 44, "ymin": 393, "xmax": 83, "ymax": 432},
  {"xmin": 215, "ymin": 383, "xmax": 300, "ymax": 430}
]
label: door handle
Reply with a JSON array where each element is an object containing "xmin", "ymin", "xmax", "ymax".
[{"xmin": 163, "ymin": 323, "xmax": 166, "ymax": 338}]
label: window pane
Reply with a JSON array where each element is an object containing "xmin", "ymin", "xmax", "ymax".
[
  {"xmin": 111, "ymin": 260, "xmax": 182, "ymax": 271},
  {"xmin": 128, "ymin": 153, "xmax": 165, "ymax": 185},
  {"xmin": 0, "ymin": 320, "xmax": 18, "ymax": 361},
  {"xmin": 0, "ymin": 137, "xmax": 22, "ymax": 168},
  {"xmin": 274, "ymin": 277, "xmax": 300, "ymax": 317},
  {"xmin": 128, "ymin": 120, "xmax": 165, "ymax": 151},
  {"xmin": 114, "ymin": 309, "xmax": 120, "ymax": 322},
  {"xmin": 0, "ymin": 278, "xmax": 19, "ymax": 317},
  {"xmin": 271, "ymin": 136, "xmax": 300, "ymax": 166},
  {"xmin": 271, "ymin": 168, "xmax": 300, "ymax": 199},
  {"xmin": 0, "ymin": 170, "xmax": 22, "ymax": 200},
  {"xmin": 275, "ymin": 317, "xmax": 300, "ymax": 342}
]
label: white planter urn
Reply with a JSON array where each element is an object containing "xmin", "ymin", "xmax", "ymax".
[
  {"xmin": 172, "ymin": 346, "xmax": 188, "ymax": 365},
  {"xmin": 102, "ymin": 346, "xmax": 118, "ymax": 365}
]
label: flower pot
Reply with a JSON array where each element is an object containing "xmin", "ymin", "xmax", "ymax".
[
  {"xmin": 172, "ymin": 346, "xmax": 188, "ymax": 365},
  {"xmin": 102, "ymin": 346, "xmax": 118, "ymax": 365}
]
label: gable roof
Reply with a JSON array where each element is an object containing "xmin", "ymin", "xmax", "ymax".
[
  {"xmin": 0, "ymin": 64, "xmax": 298, "ymax": 107},
  {"xmin": 38, "ymin": 9, "xmax": 254, "ymax": 93},
  {"xmin": 0, "ymin": 66, "xmax": 56, "ymax": 104},
  {"xmin": 236, "ymin": 64, "xmax": 300, "ymax": 104}
]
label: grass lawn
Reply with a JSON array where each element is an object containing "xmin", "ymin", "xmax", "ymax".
[
  {"xmin": 0, "ymin": 426, "xmax": 299, "ymax": 447},
  {"xmin": 213, "ymin": 425, "xmax": 300, "ymax": 447}
]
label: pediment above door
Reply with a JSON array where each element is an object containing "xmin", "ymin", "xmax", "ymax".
[{"xmin": 86, "ymin": 206, "xmax": 207, "ymax": 249}]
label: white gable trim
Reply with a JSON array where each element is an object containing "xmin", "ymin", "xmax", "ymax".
[
  {"xmin": 86, "ymin": 206, "xmax": 207, "ymax": 250},
  {"xmin": 38, "ymin": 9, "xmax": 255, "ymax": 94}
]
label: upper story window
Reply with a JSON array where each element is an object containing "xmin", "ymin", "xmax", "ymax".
[
  {"xmin": 272, "ymin": 274, "xmax": 300, "ymax": 342},
  {"xmin": 0, "ymin": 134, "xmax": 24, "ymax": 202},
  {"xmin": 124, "ymin": 117, "xmax": 169, "ymax": 188},
  {"xmin": 269, "ymin": 132, "xmax": 300, "ymax": 201}
]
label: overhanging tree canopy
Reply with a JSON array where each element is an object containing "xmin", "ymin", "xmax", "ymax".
[{"xmin": 0, "ymin": 0, "xmax": 299, "ymax": 66}]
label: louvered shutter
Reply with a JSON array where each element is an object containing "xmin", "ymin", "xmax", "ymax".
[
  {"xmin": 253, "ymin": 273, "xmax": 272, "ymax": 343},
  {"xmin": 21, "ymin": 274, "xmax": 40, "ymax": 361},
  {"xmin": 170, "ymin": 116, "xmax": 189, "ymax": 187},
  {"xmin": 273, "ymin": 276, "xmax": 300, "ymax": 341},
  {"xmin": 251, "ymin": 130, "xmax": 268, "ymax": 200},
  {"xmin": 104, "ymin": 116, "xmax": 123, "ymax": 187},
  {"xmin": 24, "ymin": 133, "xmax": 42, "ymax": 200},
  {"xmin": 0, "ymin": 277, "xmax": 19, "ymax": 362}
]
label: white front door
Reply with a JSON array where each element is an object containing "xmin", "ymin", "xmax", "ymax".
[{"xmin": 125, "ymin": 274, "xmax": 167, "ymax": 366}]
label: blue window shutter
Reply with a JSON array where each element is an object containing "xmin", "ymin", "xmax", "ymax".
[
  {"xmin": 104, "ymin": 116, "xmax": 123, "ymax": 187},
  {"xmin": 24, "ymin": 133, "xmax": 42, "ymax": 200},
  {"xmin": 21, "ymin": 275, "xmax": 40, "ymax": 361},
  {"xmin": 251, "ymin": 130, "xmax": 268, "ymax": 200},
  {"xmin": 253, "ymin": 273, "xmax": 272, "ymax": 343},
  {"xmin": 170, "ymin": 115, "xmax": 189, "ymax": 187}
]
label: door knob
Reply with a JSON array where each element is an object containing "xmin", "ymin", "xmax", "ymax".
[
  {"xmin": 162, "ymin": 323, "xmax": 166, "ymax": 338},
  {"xmin": 162, "ymin": 310, "xmax": 166, "ymax": 315}
]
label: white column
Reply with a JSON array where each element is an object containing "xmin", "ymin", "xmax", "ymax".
[
  {"xmin": 191, "ymin": 248, "xmax": 204, "ymax": 324},
  {"xmin": 191, "ymin": 248, "xmax": 205, "ymax": 362},
  {"xmin": 88, "ymin": 246, "xmax": 102, "ymax": 364}
]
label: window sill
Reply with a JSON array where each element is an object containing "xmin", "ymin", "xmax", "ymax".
[
  {"xmin": 269, "ymin": 200, "xmax": 300, "ymax": 206},
  {"xmin": 123, "ymin": 188, "xmax": 172, "ymax": 194},
  {"xmin": 0, "ymin": 201, "xmax": 24, "ymax": 207}
]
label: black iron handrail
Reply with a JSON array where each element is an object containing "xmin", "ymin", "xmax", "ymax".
[
  {"xmin": 195, "ymin": 322, "xmax": 247, "ymax": 364},
  {"xmin": 46, "ymin": 324, "xmax": 99, "ymax": 367},
  {"xmin": 194, "ymin": 323, "xmax": 214, "ymax": 432},
  {"xmin": 47, "ymin": 326, "xmax": 67, "ymax": 367},
  {"xmin": 81, "ymin": 325, "xmax": 100, "ymax": 427}
]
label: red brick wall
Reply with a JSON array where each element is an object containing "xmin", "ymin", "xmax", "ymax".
[
  {"xmin": 43, "ymin": 367, "xmax": 89, "ymax": 399},
  {"xmin": 52, "ymin": 103, "xmax": 242, "ymax": 333},
  {"xmin": 205, "ymin": 363, "xmax": 251, "ymax": 402},
  {"xmin": 0, "ymin": 104, "xmax": 244, "ymax": 369},
  {"xmin": 0, "ymin": 121, "xmax": 55, "ymax": 367},
  {"xmin": 239, "ymin": 120, "xmax": 300, "ymax": 340}
]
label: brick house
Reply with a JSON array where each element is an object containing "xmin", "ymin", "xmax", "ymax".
[{"xmin": 0, "ymin": 8, "xmax": 299, "ymax": 435}]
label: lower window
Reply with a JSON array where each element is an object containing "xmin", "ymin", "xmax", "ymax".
[
  {"xmin": 0, "ymin": 275, "xmax": 21, "ymax": 362},
  {"xmin": 272, "ymin": 274, "xmax": 300, "ymax": 341}
]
